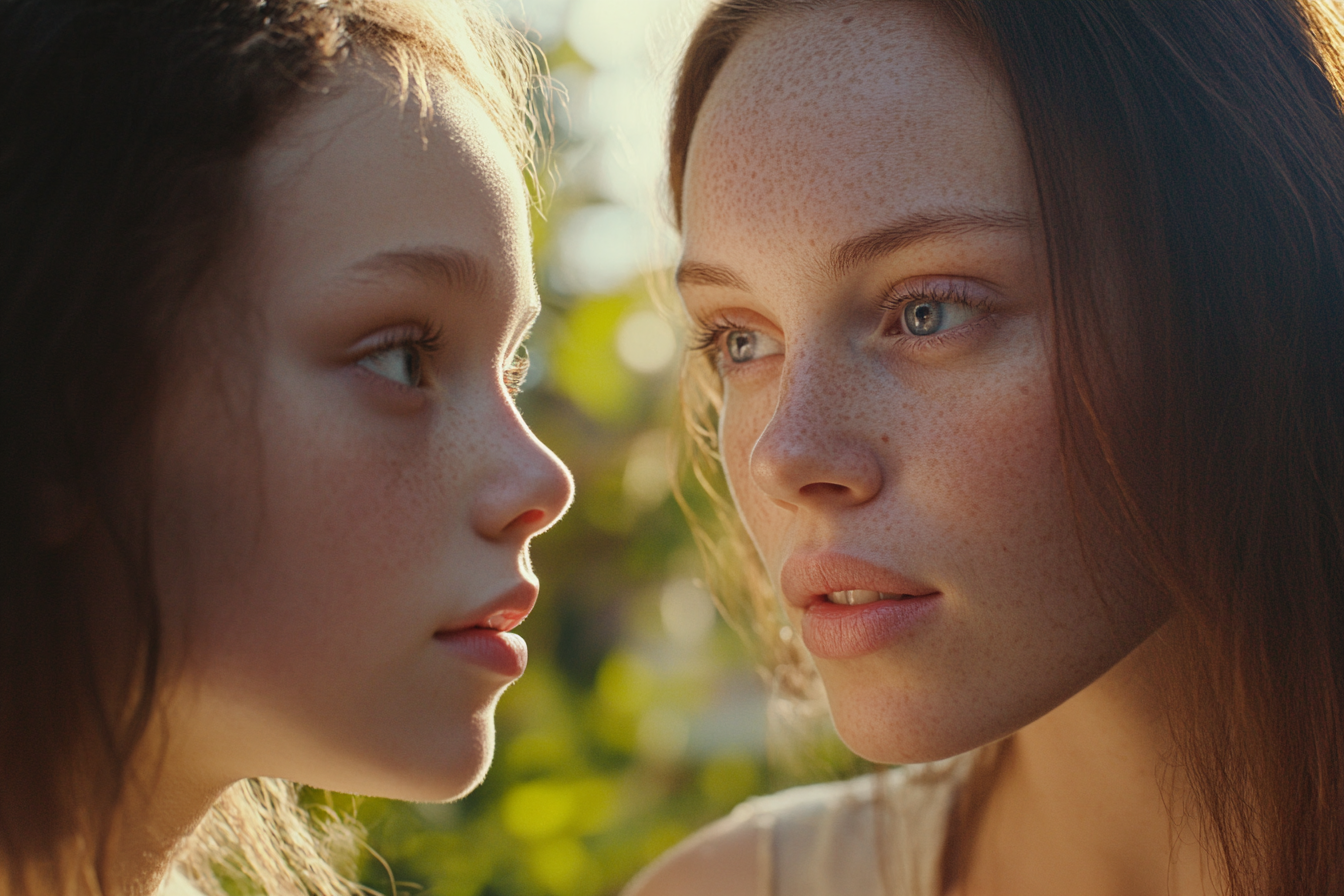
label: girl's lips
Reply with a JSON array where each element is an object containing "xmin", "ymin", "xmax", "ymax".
[
  {"xmin": 431, "ymin": 581, "xmax": 536, "ymax": 678},
  {"xmin": 801, "ymin": 594, "xmax": 940, "ymax": 659},
  {"xmin": 433, "ymin": 628, "xmax": 527, "ymax": 677}
]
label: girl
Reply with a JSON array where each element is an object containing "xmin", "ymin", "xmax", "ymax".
[
  {"xmin": 630, "ymin": 1, "xmax": 1344, "ymax": 894},
  {"xmin": 0, "ymin": 2, "xmax": 572, "ymax": 894}
]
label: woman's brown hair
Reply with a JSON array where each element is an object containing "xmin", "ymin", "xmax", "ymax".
[
  {"xmin": 670, "ymin": 1, "xmax": 1344, "ymax": 893},
  {"xmin": 0, "ymin": 1, "xmax": 536, "ymax": 893}
]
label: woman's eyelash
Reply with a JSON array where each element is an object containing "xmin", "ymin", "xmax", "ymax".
[
  {"xmin": 690, "ymin": 285, "xmax": 989, "ymax": 359},
  {"xmin": 878, "ymin": 280, "xmax": 990, "ymax": 314},
  {"xmin": 690, "ymin": 316, "xmax": 750, "ymax": 356}
]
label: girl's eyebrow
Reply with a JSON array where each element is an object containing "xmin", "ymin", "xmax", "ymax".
[
  {"xmin": 347, "ymin": 247, "xmax": 492, "ymax": 293},
  {"xmin": 675, "ymin": 207, "xmax": 1029, "ymax": 292}
]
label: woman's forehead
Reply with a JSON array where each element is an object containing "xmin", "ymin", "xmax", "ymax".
[{"xmin": 682, "ymin": 3, "xmax": 1033, "ymax": 271}]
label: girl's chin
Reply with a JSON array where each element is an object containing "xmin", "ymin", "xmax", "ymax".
[
  {"xmin": 295, "ymin": 724, "xmax": 498, "ymax": 802},
  {"xmin": 329, "ymin": 759, "xmax": 493, "ymax": 803}
]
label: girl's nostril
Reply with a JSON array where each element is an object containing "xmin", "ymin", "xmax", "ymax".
[{"xmin": 514, "ymin": 509, "xmax": 546, "ymax": 528}]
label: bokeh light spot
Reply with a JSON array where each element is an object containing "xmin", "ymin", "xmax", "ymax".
[
  {"xmin": 616, "ymin": 310, "xmax": 677, "ymax": 374},
  {"xmin": 623, "ymin": 429, "xmax": 672, "ymax": 509},
  {"xmin": 660, "ymin": 578, "xmax": 716, "ymax": 647},
  {"xmin": 502, "ymin": 780, "xmax": 578, "ymax": 841}
]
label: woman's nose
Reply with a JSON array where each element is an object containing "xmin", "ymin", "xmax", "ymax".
[
  {"xmin": 472, "ymin": 410, "xmax": 574, "ymax": 541},
  {"xmin": 748, "ymin": 358, "xmax": 882, "ymax": 510}
]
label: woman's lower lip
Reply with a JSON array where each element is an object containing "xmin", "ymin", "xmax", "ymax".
[
  {"xmin": 801, "ymin": 595, "xmax": 939, "ymax": 659},
  {"xmin": 434, "ymin": 629, "xmax": 527, "ymax": 677}
]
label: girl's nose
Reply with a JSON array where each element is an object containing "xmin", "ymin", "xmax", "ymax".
[
  {"xmin": 472, "ymin": 411, "xmax": 573, "ymax": 542},
  {"xmin": 748, "ymin": 359, "xmax": 882, "ymax": 511}
]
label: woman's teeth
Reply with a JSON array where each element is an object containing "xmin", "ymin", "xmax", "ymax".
[{"xmin": 828, "ymin": 590, "xmax": 899, "ymax": 605}]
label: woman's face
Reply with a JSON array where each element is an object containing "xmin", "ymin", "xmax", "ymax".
[
  {"xmin": 680, "ymin": 4, "xmax": 1164, "ymax": 763},
  {"xmin": 148, "ymin": 76, "xmax": 572, "ymax": 801}
]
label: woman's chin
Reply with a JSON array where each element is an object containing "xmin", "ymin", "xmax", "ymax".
[{"xmin": 824, "ymin": 687, "xmax": 1014, "ymax": 766}]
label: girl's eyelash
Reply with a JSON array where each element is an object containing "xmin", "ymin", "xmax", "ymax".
[
  {"xmin": 366, "ymin": 320, "xmax": 445, "ymax": 358},
  {"xmin": 504, "ymin": 346, "xmax": 530, "ymax": 396},
  {"xmin": 357, "ymin": 321, "xmax": 444, "ymax": 390}
]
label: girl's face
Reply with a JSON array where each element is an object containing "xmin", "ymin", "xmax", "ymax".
[
  {"xmin": 680, "ymin": 4, "xmax": 1165, "ymax": 763},
  {"xmin": 148, "ymin": 76, "xmax": 572, "ymax": 801}
]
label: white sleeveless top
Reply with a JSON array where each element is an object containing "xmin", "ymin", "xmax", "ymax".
[
  {"xmin": 722, "ymin": 754, "xmax": 974, "ymax": 896},
  {"xmin": 159, "ymin": 870, "xmax": 206, "ymax": 896}
]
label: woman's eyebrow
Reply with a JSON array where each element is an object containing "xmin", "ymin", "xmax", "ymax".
[
  {"xmin": 826, "ymin": 208, "xmax": 1030, "ymax": 279},
  {"xmin": 347, "ymin": 247, "xmax": 492, "ymax": 292},
  {"xmin": 676, "ymin": 260, "xmax": 749, "ymax": 291},
  {"xmin": 676, "ymin": 208, "xmax": 1029, "ymax": 293}
]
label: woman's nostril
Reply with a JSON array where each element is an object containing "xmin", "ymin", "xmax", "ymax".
[
  {"xmin": 750, "ymin": 424, "xmax": 883, "ymax": 507},
  {"xmin": 799, "ymin": 481, "xmax": 852, "ymax": 499}
]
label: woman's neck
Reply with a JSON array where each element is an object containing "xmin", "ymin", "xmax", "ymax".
[{"xmin": 950, "ymin": 632, "xmax": 1222, "ymax": 896}]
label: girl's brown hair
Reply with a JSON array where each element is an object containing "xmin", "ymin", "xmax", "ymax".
[
  {"xmin": 0, "ymin": 1, "xmax": 536, "ymax": 893},
  {"xmin": 670, "ymin": 1, "xmax": 1344, "ymax": 893}
]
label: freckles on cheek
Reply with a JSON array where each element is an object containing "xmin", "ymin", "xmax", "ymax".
[
  {"xmin": 257, "ymin": 396, "xmax": 459, "ymax": 592},
  {"xmin": 304, "ymin": 439, "xmax": 446, "ymax": 556},
  {"xmin": 919, "ymin": 374, "xmax": 1064, "ymax": 548}
]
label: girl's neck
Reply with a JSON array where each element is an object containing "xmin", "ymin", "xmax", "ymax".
[
  {"xmin": 949, "ymin": 632, "xmax": 1222, "ymax": 896},
  {"xmin": 104, "ymin": 730, "xmax": 223, "ymax": 896}
]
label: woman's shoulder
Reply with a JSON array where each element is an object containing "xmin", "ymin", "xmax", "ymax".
[{"xmin": 622, "ymin": 754, "xmax": 975, "ymax": 896}]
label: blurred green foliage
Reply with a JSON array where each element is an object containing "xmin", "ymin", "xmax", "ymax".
[{"xmin": 328, "ymin": 32, "xmax": 868, "ymax": 896}]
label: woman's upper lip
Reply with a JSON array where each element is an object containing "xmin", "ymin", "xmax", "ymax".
[
  {"xmin": 435, "ymin": 580, "xmax": 538, "ymax": 635},
  {"xmin": 779, "ymin": 552, "xmax": 937, "ymax": 608}
]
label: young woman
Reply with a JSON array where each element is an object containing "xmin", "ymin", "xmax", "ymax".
[
  {"xmin": 0, "ymin": 2, "xmax": 572, "ymax": 894},
  {"xmin": 629, "ymin": 1, "xmax": 1344, "ymax": 894}
]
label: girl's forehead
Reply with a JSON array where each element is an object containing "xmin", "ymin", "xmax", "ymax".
[{"xmin": 235, "ymin": 73, "xmax": 531, "ymax": 303}]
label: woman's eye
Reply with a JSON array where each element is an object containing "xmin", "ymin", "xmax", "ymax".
[
  {"xmin": 358, "ymin": 344, "xmax": 423, "ymax": 387},
  {"xmin": 900, "ymin": 299, "xmax": 980, "ymax": 336},
  {"xmin": 723, "ymin": 328, "xmax": 783, "ymax": 364}
]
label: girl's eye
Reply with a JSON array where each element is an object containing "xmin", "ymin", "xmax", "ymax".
[
  {"xmin": 358, "ymin": 344, "xmax": 424, "ymax": 387},
  {"xmin": 723, "ymin": 328, "xmax": 783, "ymax": 364},
  {"xmin": 899, "ymin": 298, "xmax": 981, "ymax": 336}
]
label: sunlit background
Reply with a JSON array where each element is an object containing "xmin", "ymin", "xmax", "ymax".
[{"xmin": 331, "ymin": 3, "xmax": 862, "ymax": 894}]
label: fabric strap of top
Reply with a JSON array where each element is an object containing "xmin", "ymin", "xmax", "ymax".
[{"xmin": 748, "ymin": 754, "xmax": 975, "ymax": 896}]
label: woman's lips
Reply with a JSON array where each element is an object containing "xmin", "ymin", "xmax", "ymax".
[
  {"xmin": 831, "ymin": 589, "xmax": 900, "ymax": 605},
  {"xmin": 801, "ymin": 594, "xmax": 939, "ymax": 659},
  {"xmin": 780, "ymin": 552, "xmax": 940, "ymax": 659}
]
